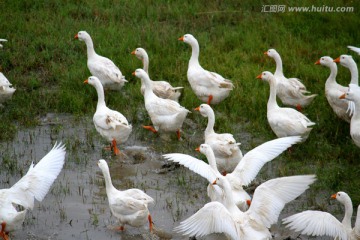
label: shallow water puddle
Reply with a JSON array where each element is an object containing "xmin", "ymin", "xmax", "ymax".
[{"xmin": 0, "ymin": 114, "xmax": 336, "ymax": 240}]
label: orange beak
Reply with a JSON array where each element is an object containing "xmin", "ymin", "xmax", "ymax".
[
  {"xmin": 256, "ymin": 74, "xmax": 262, "ymax": 79},
  {"xmin": 178, "ymin": 36, "xmax": 184, "ymax": 41},
  {"xmin": 131, "ymin": 50, "xmax": 136, "ymax": 55},
  {"xmin": 74, "ymin": 34, "xmax": 78, "ymax": 39},
  {"xmin": 132, "ymin": 72, "xmax": 136, "ymax": 76},
  {"xmin": 212, "ymin": 179, "xmax": 217, "ymax": 185},
  {"xmin": 195, "ymin": 147, "xmax": 200, "ymax": 152},
  {"xmin": 334, "ymin": 57, "xmax": 340, "ymax": 63},
  {"xmin": 194, "ymin": 106, "xmax": 200, "ymax": 111},
  {"xmin": 315, "ymin": 59, "xmax": 321, "ymax": 65},
  {"xmin": 331, "ymin": 193, "xmax": 337, "ymax": 199},
  {"xmin": 84, "ymin": 79, "xmax": 88, "ymax": 84},
  {"xmin": 246, "ymin": 199, "xmax": 251, "ymax": 206},
  {"xmin": 339, "ymin": 93, "xmax": 346, "ymax": 99},
  {"xmin": 264, "ymin": 51, "xmax": 268, "ymax": 55}
]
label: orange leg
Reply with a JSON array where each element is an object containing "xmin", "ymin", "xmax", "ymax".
[
  {"xmin": 246, "ymin": 199, "xmax": 252, "ymax": 207},
  {"xmin": 143, "ymin": 126, "xmax": 157, "ymax": 134},
  {"xmin": 221, "ymin": 171, "xmax": 227, "ymax": 176},
  {"xmin": 117, "ymin": 225, "xmax": 125, "ymax": 231},
  {"xmin": 296, "ymin": 104, "xmax": 302, "ymax": 112},
  {"xmin": 148, "ymin": 214, "xmax": 153, "ymax": 232},
  {"xmin": 0, "ymin": 222, "xmax": 9, "ymax": 240},
  {"xmin": 176, "ymin": 130, "xmax": 181, "ymax": 140},
  {"xmin": 112, "ymin": 139, "xmax": 120, "ymax": 155},
  {"xmin": 207, "ymin": 95, "xmax": 213, "ymax": 105}
]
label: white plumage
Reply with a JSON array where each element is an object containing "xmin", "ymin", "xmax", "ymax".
[
  {"xmin": 340, "ymin": 84, "xmax": 360, "ymax": 147},
  {"xmin": 194, "ymin": 103, "xmax": 242, "ymax": 174},
  {"xmin": 0, "ymin": 142, "xmax": 66, "ymax": 238},
  {"xmin": 163, "ymin": 136, "xmax": 302, "ymax": 211},
  {"xmin": 84, "ymin": 76, "xmax": 132, "ymax": 155},
  {"xmin": 348, "ymin": 46, "xmax": 360, "ymax": 55},
  {"xmin": 133, "ymin": 69, "xmax": 190, "ymax": 140},
  {"xmin": 315, "ymin": 56, "xmax": 352, "ymax": 122},
  {"xmin": 334, "ymin": 54, "xmax": 359, "ymax": 85},
  {"xmin": 264, "ymin": 48, "xmax": 317, "ymax": 110},
  {"xmin": 257, "ymin": 71, "xmax": 315, "ymax": 141},
  {"xmin": 131, "ymin": 47, "xmax": 183, "ymax": 101},
  {"xmin": 0, "ymin": 39, "xmax": 7, "ymax": 48},
  {"xmin": 174, "ymin": 174, "xmax": 316, "ymax": 240},
  {"xmin": 97, "ymin": 159, "xmax": 154, "ymax": 232},
  {"xmin": 283, "ymin": 191, "xmax": 360, "ymax": 240},
  {"xmin": 0, "ymin": 72, "xmax": 15, "ymax": 105},
  {"xmin": 75, "ymin": 31, "xmax": 127, "ymax": 90},
  {"xmin": 179, "ymin": 34, "xmax": 234, "ymax": 105}
]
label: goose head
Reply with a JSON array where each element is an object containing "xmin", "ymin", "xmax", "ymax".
[
  {"xmin": 194, "ymin": 104, "xmax": 212, "ymax": 118},
  {"xmin": 315, "ymin": 56, "xmax": 335, "ymax": 68},
  {"xmin": 334, "ymin": 55, "xmax": 355, "ymax": 69},
  {"xmin": 131, "ymin": 47, "xmax": 147, "ymax": 61},
  {"xmin": 74, "ymin": 31, "xmax": 91, "ymax": 41},
  {"xmin": 84, "ymin": 76, "xmax": 102, "ymax": 87},
  {"xmin": 132, "ymin": 68, "xmax": 149, "ymax": 79},
  {"xmin": 97, "ymin": 159, "xmax": 109, "ymax": 173},
  {"xmin": 195, "ymin": 143, "xmax": 214, "ymax": 156},
  {"xmin": 256, "ymin": 71, "xmax": 274, "ymax": 83},
  {"xmin": 264, "ymin": 48, "xmax": 279, "ymax": 58},
  {"xmin": 339, "ymin": 84, "xmax": 360, "ymax": 101},
  {"xmin": 331, "ymin": 191, "xmax": 352, "ymax": 205},
  {"xmin": 178, "ymin": 34, "xmax": 197, "ymax": 45}
]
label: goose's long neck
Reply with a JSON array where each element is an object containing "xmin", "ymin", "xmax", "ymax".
[
  {"xmin": 342, "ymin": 198, "xmax": 353, "ymax": 229},
  {"xmin": 273, "ymin": 53, "xmax": 284, "ymax": 77},
  {"xmin": 102, "ymin": 167, "xmax": 117, "ymax": 194},
  {"xmin": 205, "ymin": 150, "xmax": 219, "ymax": 173},
  {"xmin": 142, "ymin": 75, "xmax": 157, "ymax": 99},
  {"xmin": 142, "ymin": 53, "xmax": 149, "ymax": 74},
  {"xmin": 205, "ymin": 110, "xmax": 216, "ymax": 136},
  {"xmin": 348, "ymin": 62, "xmax": 359, "ymax": 85},
  {"xmin": 84, "ymin": 38, "xmax": 96, "ymax": 59},
  {"xmin": 326, "ymin": 63, "xmax": 338, "ymax": 84},
  {"xmin": 95, "ymin": 82, "xmax": 106, "ymax": 109},
  {"xmin": 267, "ymin": 77, "xmax": 279, "ymax": 110},
  {"xmin": 189, "ymin": 40, "xmax": 201, "ymax": 67},
  {"xmin": 220, "ymin": 179, "xmax": 240, "ymax": 213}
]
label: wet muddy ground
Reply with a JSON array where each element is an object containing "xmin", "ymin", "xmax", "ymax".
[{"xmin": 0, "ymin": 113, "xmax": 341, "ymax": 239}]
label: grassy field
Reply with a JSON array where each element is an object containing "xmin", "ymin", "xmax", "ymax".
[{"xmin": 1, "ymin": 0, "xmax": 360, "ymax": 207}]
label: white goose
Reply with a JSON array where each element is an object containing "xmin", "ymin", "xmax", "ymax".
[
  {"xmin": 334, "ymin": 54, "xmax": 359, "ymax": 85},
  {"xmin": 315, "ymin": 56, "xmax": 352, "ymax": 123},
  {"xmin": 97, "ymin": 159, "xmax": 154, "ymax": 232},
  {"xmin": 131, "ymin": 47, "xmax": 183, "ymax": 101},
  {"xmin": 257, "ymin": 71, "xmax": 315, "ymax": 141},
  {"xmin": 194, "ymin": 103, "xmax": 242, "ymax": 174},
  {"xmin": 163, "ymin": 136, "xmax": 301, "ymax": 211},
  {"xmin": 264, "ymin": 49, "xmax": 317, "ymax": 111},
  {"xmin": 0, "ymin": 72, "xmax": 16, "ymax": 105},
  {"xmin": 348, "ymin": 46, "xmax": 360, "ymax": 55},
  {"xmin": 132, "ymin": 69, "xmax": 190, "ymax": 140},
  {"xmin": 84, "ymin": 76, "xmax": 132, "ymax": 155},
  {"xmin": 0, "ymin": 142, "xmax": 66, "ymax": 240},
  {"xmin": 340, "ymin": 84, "xmax": 360, "ymax": 147},
  {"xmin": 75, "ymin": 31, "xmax": 127, "ymax": 90},
  {"xmin": 283, "ymin": 191, "xmax": 360, "ymax": 240},
  {"xmin": 179, "ymin": 34, "xmax": 234, "ymax": 105},
  {"xmin": 0, "ymin": 39, "xmax": 7, "ymax": 48},
  {"xmin": 174, "ymin": 174, "xmax": 316, "ymax": 240}
]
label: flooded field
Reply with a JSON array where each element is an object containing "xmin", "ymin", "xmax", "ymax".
[{"xmin": 0, "ymin": 113, "xmax": 340, "ymax": 240}]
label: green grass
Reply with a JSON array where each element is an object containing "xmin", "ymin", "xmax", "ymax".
[{"xmin": 1, "ymin": 0, "xmax": 360, "ymax": 204}]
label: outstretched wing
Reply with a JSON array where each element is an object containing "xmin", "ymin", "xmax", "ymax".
[
  {"xmin": 246, "ymin": 175, "xmax": 316, "ymax": 228},
  {"xmin": 282, "ymin": 210, "xmax": 347, "ymax": 240},
  {"xmin": 163, "ymin": 153, "xmax": 218, "ymax": 183},
  {"xmin": 174, "ymin": 201, "xmax": 239, "ymax": 239},
  {"xmin": 229, "ymin": 136, "xmax": 302, "ymax": 186},
  {"xmin": 9, "ymin": 142, "xmax": 66, "ymax": 209}
]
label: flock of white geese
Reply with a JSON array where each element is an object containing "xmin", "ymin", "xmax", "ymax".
[{"xmin": 0, "ymin": 31, "xmax": 360, "ymax": 240}]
